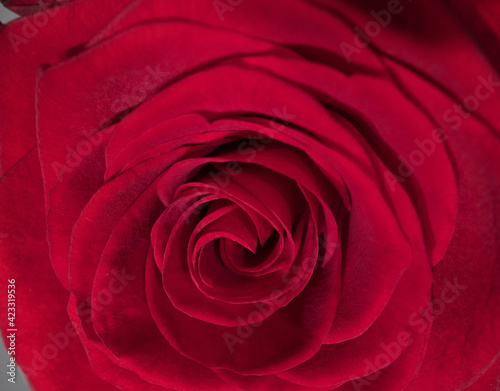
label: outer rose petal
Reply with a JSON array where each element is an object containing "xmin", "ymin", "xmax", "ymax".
[
  {"xmin": 0, "ymin": 152, "xmax": 118, "ymax": 391},
  {"xmin": 321, "ymin": 0, "xmax": 500, "ymax": 388},
  {"xmin": 67, "ymin": 295, "xmax": 177, "ymax": 391},
  {"xmin": 462, "ymin": 356, "xmax": 500, "ymax": 391},
  {"xmin": 0, "ymin": 0, "xmax": 136, "ymax": 390},
  {"xmin": 411, "ymin": 135, "xmax": 500, "ymax": 390},
  {"xmin": 443, "ymin": 0, "xmax": 500, "ymax": 74},
  {"xmin": 0, "ymin": 0, "xmax": 134, "ymax": 175}
]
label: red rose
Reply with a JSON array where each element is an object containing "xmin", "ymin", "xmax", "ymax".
[{"xmin": 1, "ymin": 0, "xmax": 499, "ymax": 390}]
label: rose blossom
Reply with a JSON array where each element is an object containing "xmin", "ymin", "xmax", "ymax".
[{"xmin": 0, "ymin": 0, "xmax": 499, "ymax": 390}]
